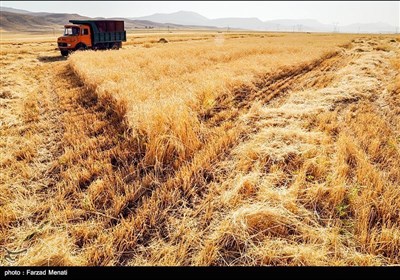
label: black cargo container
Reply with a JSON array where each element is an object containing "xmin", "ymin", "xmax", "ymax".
[{"xmin": 69, "ymin": 20, "xmax": 126, "ymax": 47}]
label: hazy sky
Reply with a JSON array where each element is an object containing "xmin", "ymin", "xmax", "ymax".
[{"xmin": 2, "ymin": 1, "xmax": 399, "ymax": 26}]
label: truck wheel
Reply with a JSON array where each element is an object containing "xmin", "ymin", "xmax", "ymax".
[
  {"xmin": 76, "ymin": 44, "xmax": 87, "ymax": 51},
  {"xmin": 111, "ymin": 43, "xmax": 120, "ymax": 50},
  {"xmin": 61, "ymin": 50, "xmax": 69, "ymax": 57}
]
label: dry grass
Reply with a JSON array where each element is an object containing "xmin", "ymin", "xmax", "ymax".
[
  {"xmin": 69, "ymin": 33, "xmax": 353, "ymax": 171},
  {"xmin": 1, "ymin": 31, "xmax": 399, "ymax": 266}
]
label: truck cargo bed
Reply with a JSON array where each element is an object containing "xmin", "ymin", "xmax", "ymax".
[{"xmin": 69, "ymin": 20, "xmax": 126, "ymax": 45}]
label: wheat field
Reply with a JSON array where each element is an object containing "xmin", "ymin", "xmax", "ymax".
[{"xmin": 1, "ymin": 31, "xmax": 399, "ymax": 266}]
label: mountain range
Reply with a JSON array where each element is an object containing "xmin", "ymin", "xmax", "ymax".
[
  {"xmin": 1, "ymin": 6, "xmax": 397, "ymax": 34},
  {"xmin": 133, "ymin": 10, "xmax": 398, "ymax": 33}
]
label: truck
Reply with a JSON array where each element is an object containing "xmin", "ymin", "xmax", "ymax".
[{"xmin": 57, "ymin": 20, "xmax": 127, "ymax": 56}]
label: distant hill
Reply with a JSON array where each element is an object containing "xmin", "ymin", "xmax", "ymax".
[
  {"xmin": 263, "ymin": 19, "xmax": 330, "ymax": 32},
  {"xmin": 135, "ymin": 11, "xmax": 210, "ymax": 26},
  {"xmin": 340, "ymin": 22, "xmax": 398, "ymax": 34},
  {"xmin": 1, "ymin": 6, "xmax": 32, "ymax": 14},
  {"xmin": 133, "ymin": 11, "xmax": 263, "ymax": 30},
  {"xmin": 0, "ymin": 8, "xmax": 207, "ymax": 32},
  {"xmin": 133, "ymin": 10, "xmax": 398, "ymax": 33},
  {"xmin": 0, "ymin": 11, "xmax": 91, "ymax": 31},
  {"xmin": 212, "ymin": 17, "xmax": 265, "ymax": 30}
]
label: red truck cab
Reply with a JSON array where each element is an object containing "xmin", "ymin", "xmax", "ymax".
[{"xmin": 57, "ymin": 24, "xmax": 92, "ymax": 56}]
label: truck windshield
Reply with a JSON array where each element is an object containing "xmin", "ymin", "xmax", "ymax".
[{"xmin": 64, "ymin": 27, "xmax": 80, "ymax": 36}]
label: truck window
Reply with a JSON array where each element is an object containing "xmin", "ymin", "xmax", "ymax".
[
  {"xmin": 82, "ymin": 29, "xmax": 89, "ymax": 35},
  {"xmin": 64, "ymin": 27, "xmax": 80, "ymax": 36}
]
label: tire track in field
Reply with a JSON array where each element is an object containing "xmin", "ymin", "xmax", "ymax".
[
  {"xmin": 0, "ymin": 49, "xmax": 66, "ymax": 265},
  {"xmin": 202, "ymin": 44, "xmax": 352, "ymax": 126}
]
